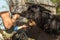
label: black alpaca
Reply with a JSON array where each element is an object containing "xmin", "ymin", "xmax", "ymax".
[{"xmin": 20, "ymin": 4, "xmax": 60, "ymax": 34}]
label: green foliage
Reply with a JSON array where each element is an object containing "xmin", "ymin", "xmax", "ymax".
[
  {"xmin": 51, "ymin": 0, "xmax": 57, "ymax": 3},
  {"xmin": 51, "ymin": 0, "xmax": 60, "ymax": 14},
  {"xmin": 57, "ymin": 8, "xmax": 60, "ymax": 14},
  {"xmin": 51, "ymin": 0, "xmax": 60, "ymax": 3}
]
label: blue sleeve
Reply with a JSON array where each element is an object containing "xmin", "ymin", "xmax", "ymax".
[
  {"xmin": 0, "ymin": 0, "xmax": 10, "ymax": 12},
  {"xmin": 0, "ymin": 0, "xmax": 11, "ymax": 30}
]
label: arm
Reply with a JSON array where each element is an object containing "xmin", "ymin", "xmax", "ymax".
[
  {"xmin": 0, "ymin": 12, "xmax": 13, "ymax": 29},
  {"xmin": 0, "ymin": 0, "xmax": 13, "ymax": 29},
  {"xmin": 0, "ymin": 0, "xmax": 20, "ymax": 29},
  {"xmin": 0, "ymin": 12, "xmax": 20, "ymax": 29}
]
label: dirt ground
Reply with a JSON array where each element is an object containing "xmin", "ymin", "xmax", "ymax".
[{"xmin": 27, "ymin": 26, "xmax": 60, "ymax": 40}]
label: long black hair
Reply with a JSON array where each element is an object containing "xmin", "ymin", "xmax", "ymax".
[{"xmin": 20, "ymin": 4, "xmax": 60, "ymax": 34}]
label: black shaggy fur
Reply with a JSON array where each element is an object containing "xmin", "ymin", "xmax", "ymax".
[{"xmin": 20, "ymin": 4, "xmax": 60, "ymax": 34}]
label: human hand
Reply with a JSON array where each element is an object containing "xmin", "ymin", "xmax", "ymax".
[
  {"xmin": 12, "ymin": 14, "xmax": 20, "ymax": 23},
  {"xmin": 12, "ymin": 14, "xmax": 20, "ymax": 20},
  {"xmin": 22, "ymin": 25, "xmax": 28, "ymax": 29}
]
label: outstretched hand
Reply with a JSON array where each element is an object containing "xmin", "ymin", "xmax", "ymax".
[
  {"xmin": 12, "ymin": 14, "xmax": 20, "ymax": 23},
  {"xmin": 12, "ymin": 14, "xmax": 20, "ymax": 20}
]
